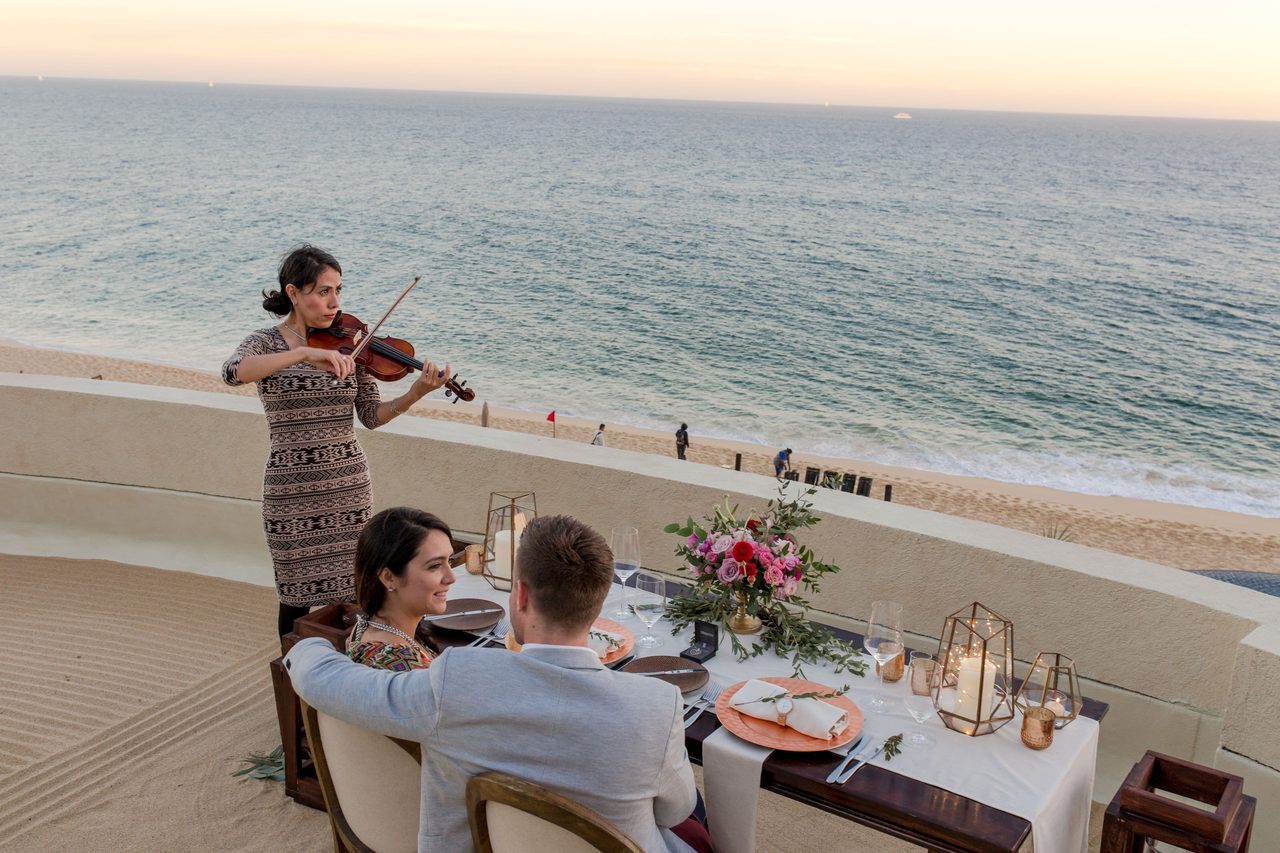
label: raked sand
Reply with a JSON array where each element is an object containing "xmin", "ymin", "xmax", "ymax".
[{"xmin": 3, "ymin": 340, "xmax": 1276, "ymax": 573}]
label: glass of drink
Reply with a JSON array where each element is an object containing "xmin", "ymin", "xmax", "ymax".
[
  {"xmin": 863, "ymin": 600, "xmax": 903, "ymax": 711},
  {"xmin": 633, "ymin": 572, "xmax": 666, "ymax": 648},
  {"xmin": 610, "ymin": 527, "xmax": 640, "ymax": 620},
  {"xmin": 903, "ymin": 692, "xmax": 937, "ymax": 748}
]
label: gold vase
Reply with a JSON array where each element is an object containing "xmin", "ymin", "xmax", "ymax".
[{"xmin": 726, "ymin": 590, "xmax": 762, "ymax": 635}]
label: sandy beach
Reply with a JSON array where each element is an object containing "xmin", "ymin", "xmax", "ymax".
[{"xmin": 3, "ymin": 340, "xmax": 1276, "ymax": 573}]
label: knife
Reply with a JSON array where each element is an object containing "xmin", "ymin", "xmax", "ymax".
[
  {"xmin": 837, "ymin": 744, "xmax": 884, "ymax": 784},
  {"xmin": 422, "ymin": 608, "xmax": 502, "ymax": 622},
  {"xmin": 824, "ymin": 737, "xmax": 869, "ymax": 784},
  {"xmin": 634, "ymin": 669, "xmax": 703, "ymax": 677}
]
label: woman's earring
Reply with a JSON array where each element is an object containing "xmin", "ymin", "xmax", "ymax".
[{"xmin": 386, "ymin": 586, "xmax": 396, "ymax": 592}]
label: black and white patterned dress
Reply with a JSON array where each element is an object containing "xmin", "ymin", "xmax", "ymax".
[{"xmin": 222, "ymin": 328, "xmax": 381, "ymax": 607}]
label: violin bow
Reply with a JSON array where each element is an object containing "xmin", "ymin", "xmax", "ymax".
[{"xmin": 348, "ymin": 275, "xmax": 422, "ymax": 362}]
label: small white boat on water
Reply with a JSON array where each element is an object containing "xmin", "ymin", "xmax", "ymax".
[{"xmin": 894, "ymin": 112, "xmax": 912, "ymax": 120}]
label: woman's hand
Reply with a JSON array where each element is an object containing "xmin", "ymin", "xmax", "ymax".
[
  {"xmin": 300, "ymin": 346, "xmax": 356, "ymax": 381},
  {"xmin": 410, "ymin": 360, "xmax": 451, "ymax": 398}
]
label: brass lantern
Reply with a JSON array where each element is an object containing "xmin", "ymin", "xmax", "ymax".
[
  {"xmin": 482, "ymin": 491, "xmax": 536, "ymax": 591},
  {"xmin": 931, "ymin": 602, "xmax": 1016, "ymax": 736},
  {"xmin": 1014, "ymin": 652, "xmax": 1080, "ymax": 729}
]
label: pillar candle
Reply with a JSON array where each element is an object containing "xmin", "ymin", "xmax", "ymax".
[
  {"xmin": 492, "ymin": 529, "xmax": 519, "ymax": 577},
  {"xmin": 955, "ymin": 655, "xmax": 996, "ymax": 724}
]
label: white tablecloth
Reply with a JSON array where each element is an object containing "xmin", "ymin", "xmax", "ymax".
[{"xmin": 443, "ymin": 571, "xmax": 1098, "ymax": 853}]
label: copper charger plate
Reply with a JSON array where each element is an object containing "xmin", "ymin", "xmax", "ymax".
[
  {"xmin": 506, "ymin": 617, "xmax": 635, "ymax": 665},
  {"xmin": 425, "ymin": 598, "xmax": 504, "ymax": 633},
  {"xmin": 715, "ymin": 676, "xmax": 862, "ymax": 752},
  {"xmin": 620, "ymin": 656, "xmax": 709, "ymax": 694}
]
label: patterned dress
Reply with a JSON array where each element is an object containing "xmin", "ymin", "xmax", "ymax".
[
  {"xmin": 346, "ymin": 618, "xmax": 434, "ymax": 671},
  {"xmin": 222, "ymin": 327, "xmax": 382, "ymax": 607}
]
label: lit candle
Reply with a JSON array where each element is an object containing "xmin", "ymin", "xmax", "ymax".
[
  {"xmin": 1042, "ymin": 689, "xmax": 1068, "ymax": 719},
  {"xmin": 492, "ymin": 529, "xmax": 520, "ymax": 577},
  {"xmin": 955, "ymin": 655, "xmax": 996, "ymax": 727}
]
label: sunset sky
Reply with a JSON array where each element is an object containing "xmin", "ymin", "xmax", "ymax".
[{"xmin": 3, "ymin": 0, "xmax": 1277, "ymax": 120}]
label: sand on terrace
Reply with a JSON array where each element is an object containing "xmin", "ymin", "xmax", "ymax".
[{"xmin": 2, "ymin": 340, "xmax": 1276, "ymax": 574}]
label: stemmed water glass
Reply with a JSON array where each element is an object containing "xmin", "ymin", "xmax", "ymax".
[
  {"xmin": 863, "ymin": 600, "xmax": 904, "ymax": 712},
  {"xmin": 633, "ymin": 572, "xmax": 666, "ymax": 648},
  {"xmin": 610, "ymin": 527, "xmax": 640, "ymax": 620}
]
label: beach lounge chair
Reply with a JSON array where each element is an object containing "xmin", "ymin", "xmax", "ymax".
[
  {"xmin": 804, "ymin": 467, "xmax": 820, "ymax": 486},
  {"xmin": 466, "ymin": 771, "xmax": 643, "ymax": 853},
  {"xmin": 301, "ymin": 700, "xmax": 423, "ymax": 853},
  {"xmin": 841, "ymin": 473, "xmax": 856, "ymax": 492},
  {"xmin": 856, "ymin": 476, "xmax": 873, "ymax": 497}
]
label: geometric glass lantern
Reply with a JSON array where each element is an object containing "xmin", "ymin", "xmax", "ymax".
[
  {"xmin": 931, "ymin": 601, "xmax": 1016, "ymax": 736},
  {"xmin": 482, "ymin": 491, "xmax": 536, "ymax": 591},
  {"xmin": 1014, "ymin": 652, "xmax": 1080, "ymax": 729}
]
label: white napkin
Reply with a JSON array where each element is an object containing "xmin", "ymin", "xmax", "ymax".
[
  {"xmin": 729, "ymin": 679, "xmax": 849, "ymax": 740},
  {"xmin": 587, "ymin": 629, "xmax": 624, "ymax": 660}
]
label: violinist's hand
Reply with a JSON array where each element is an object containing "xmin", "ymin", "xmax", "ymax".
[
  {"xmin": 411, "ymin": 361, "xmax": 451, "ymax": 398},
  {"xmin": 301, "ymin": 347, "xmax": 356, "ymax": 381}
]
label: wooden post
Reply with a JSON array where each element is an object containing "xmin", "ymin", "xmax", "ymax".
[
  {"xmin": 481, "ymin": 401, "xmax": 490, "ymax": 428},
  {"xmin": 883, "ymin": 484, "xmax": 893, "ymax": 502},
  {"xmin": 734, "ymin": 453, "xmax": 742, "ymax": 471}
]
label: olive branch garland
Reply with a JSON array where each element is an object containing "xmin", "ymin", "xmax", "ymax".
[
  {"xmin": 664, "ymin": 484, "xmax": 869, "ymax": 680},
  {"xmin": 882, "ymin": 733, "xmax": 904, "ymax": 762},
  {"xmin": 588, "ymin": 629, "xmax": 623, "ymax": 652},
  {"xmin": 757, "ymin": 684, "xmax": 850, "ymax": 703}
]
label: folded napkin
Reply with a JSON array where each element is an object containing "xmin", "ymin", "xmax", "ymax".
[
  {"xmin": 588, "ymin": 630, "xmax": 624, "ymax": 660},
  {"xmin": 729, "ymin": 679, "xmax": 849, "ymax": 740}
]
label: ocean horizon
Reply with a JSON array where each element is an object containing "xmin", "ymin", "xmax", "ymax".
[{"xmin": 3, "ymin": 76, "xmax": 1278, "ymax": 517}]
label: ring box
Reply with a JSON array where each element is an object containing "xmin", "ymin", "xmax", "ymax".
[{"xmin": 681, "ymin": 620, "xmax": 719, "ymax": 663}]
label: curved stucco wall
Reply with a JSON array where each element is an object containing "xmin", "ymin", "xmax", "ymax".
[{"xmin": 4, "ymin": 373, "xmax": 1278, "ymax": 835}]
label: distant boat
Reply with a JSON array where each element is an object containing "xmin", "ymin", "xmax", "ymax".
[
  {"xmin": 894, "ymin": 112, "xmax": 912, "ymax": 120},
  {"xmin": 208, "ymin": 81, "xmax": 214, "ymax": 88}
]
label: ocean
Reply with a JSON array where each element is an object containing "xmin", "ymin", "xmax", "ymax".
[{"xmin": 3, "ymin": 77, "xmax": 1278, "ymax": 517}]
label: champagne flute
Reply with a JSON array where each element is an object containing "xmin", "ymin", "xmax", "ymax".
[
  {"xmin": 633, "ymin": 572, "xmax": 666, "ymax": 648},
  {"xmin": 863, "ymin": 600, "xmax": 903, "ymax": 711},
  {"xmin": 610, "ymin": 527, "xmax": 640, "ymax": 620},
  {"xmin": 903, "ymin": 692, "xmax": 937, "ymax": 748}
]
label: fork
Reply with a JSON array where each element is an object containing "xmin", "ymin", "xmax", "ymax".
[
  {"xmin": 467, "ymin": 617, "xmax": 510, "ymax": 648},
  {"xmin": 682, "ymin": 683, "xmax": 724, "ymax": 728},
  {"xmin": 824, "ymin": 736, "xmax": 870, "ymax": 783}
]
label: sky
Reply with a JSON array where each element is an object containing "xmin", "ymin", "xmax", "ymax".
[{"xmin": 3, "ymin": 0, "xmax": 1278, "ymax": 120}]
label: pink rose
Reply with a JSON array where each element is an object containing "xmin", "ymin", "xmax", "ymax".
[
  {"xmin": 764, "ymin": 565, "xmax": 785, "ymax": 586},
  {"xmin": 716, "ymin": 558, "xmax": 741, "ymax": 584}
]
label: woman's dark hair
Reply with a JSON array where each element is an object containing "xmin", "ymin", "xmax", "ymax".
[
  {"xmin": 261, "ymin": 244, "xmax": 343, "ymax": 316},
  {"xmin": 354, "ymin": 507, "xmax": 453, "ymax": 617}
]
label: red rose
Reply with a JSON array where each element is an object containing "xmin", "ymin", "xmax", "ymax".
[
  {"xmin": 742, "ymin": 562, "xmax": 758, "ymax": 581},
  {"xmin": 731, "ymin": 541, "xmax": 755, "ymax": 563},
  {"xmin": 746, "ymin": 519, "xmax": 762, "ymax": 533}
]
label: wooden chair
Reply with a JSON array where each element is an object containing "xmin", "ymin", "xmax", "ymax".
[
  {"xmin": 301, "ymin": 700, "xmax": 424, "ymax": 853},
  {"xmin": 466, "ymin": 771, "xmax": 644, "ymax": 853}
]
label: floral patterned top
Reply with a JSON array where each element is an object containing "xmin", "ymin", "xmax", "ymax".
[{"xmin": 346, "ymin": 617, "xmax": 434, "ymax": 672}]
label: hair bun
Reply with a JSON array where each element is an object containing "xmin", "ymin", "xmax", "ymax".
[{"xmin": 261, "ymin": 288, "xmax": 292, "ymax": 316}]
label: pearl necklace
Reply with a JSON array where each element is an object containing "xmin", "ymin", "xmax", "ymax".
[{"xmin": 365, "ymin": 617, "xmax": 425, "ymax": 652}]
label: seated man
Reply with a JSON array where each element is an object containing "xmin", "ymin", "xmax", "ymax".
[{"xmin": 285, "ymin": 514, "xmax": 708, "ymax": 853}]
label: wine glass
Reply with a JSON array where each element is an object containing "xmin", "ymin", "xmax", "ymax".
[
  {"xmin": 610, "ymin": 527, "xmax": 640, "ymax": 620},
  {"xmin": 863, "ymin": 600, "xmax": 903, "ymax": 711},
  {"xmin": 903, "ymin": 692, "xmax": 937, "ymax": 749},
  {"xmin": 633, "ymin": 572, "xmax": 666, "ymax": 648}
]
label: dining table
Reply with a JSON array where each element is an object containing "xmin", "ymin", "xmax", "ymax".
[{"xmin": 273, "ymin": 567, "xmax": 1107, "ymax": 853}]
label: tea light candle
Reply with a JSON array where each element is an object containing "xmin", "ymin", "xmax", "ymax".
[{"xmin": 955, "ymin": 655, "xmax": 996, "ymax": 723}]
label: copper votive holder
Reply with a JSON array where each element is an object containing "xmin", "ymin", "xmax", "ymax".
[
  {"xmin": 877, "ymin": 651, "xmax": 905, "ymax": 683},
  {"xmin": 911, "ymin": 660, "xmax": 937, "ymax": 696},
  {"xmin": 1021, "ymin": 706, "xmax": 1055, "ymax": 750},
  {"xmin": 464, "ymin": 543, "xmax": 485, "ymax": 575}
]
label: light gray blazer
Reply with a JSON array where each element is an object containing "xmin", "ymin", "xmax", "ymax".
[{"xmin": 285, "ymin": 638, "xmax": 697, "ymax": 853}]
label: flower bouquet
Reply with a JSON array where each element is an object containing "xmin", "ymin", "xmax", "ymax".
[{"xmin": 664, "ymin": 485, "xmax": 868, "ymax": 678}]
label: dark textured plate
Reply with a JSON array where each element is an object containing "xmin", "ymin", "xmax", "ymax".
[
  {"xmin": 424, "ymin": 598, "xmax": 504, "ymax": 633},
  {"xmin": 620, "ymin": 655, "xmax": 709, "ymax": 693}
]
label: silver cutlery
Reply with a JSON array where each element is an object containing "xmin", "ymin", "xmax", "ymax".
[
  {"xmin": 423, "ymin": 608, "xmax": 502, "ymax": 623},
  {"xmin": 467, "ymin": 617, "xmax": 511, "ymax": 648},
  {"xmin": 837, "ymin": 744, "xmax": 884, "ymax": 784},
  {"xmin": 635, "ymin": 669, "xmax": 704, "ymax": 677},
  {"xmin": 682, "ymin": 683, "xmax": 724, "ymax": 728},
  {"xmin": 824, "ymin": 737, "xmax": 870, "ymax": 784}
]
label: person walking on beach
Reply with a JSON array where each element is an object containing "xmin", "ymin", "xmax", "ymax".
[
  {"xmin": 222, "ymin": 244, "xmax": 451, "ymax": 641},
  {"xmin": 675, "ymin": 423, "xmax": 690, "ymax": 460},
  {"xmin": 773, "ymin": 447, "xmax": 793, "ymax": 479},
  {"xmin": 591, "ymin": 423, "xmax": 606, "ymax": 446}
]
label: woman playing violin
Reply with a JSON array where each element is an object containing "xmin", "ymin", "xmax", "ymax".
[{"xmin": 221, "ymin": 245, "xmax": 450, "ymax": 640}]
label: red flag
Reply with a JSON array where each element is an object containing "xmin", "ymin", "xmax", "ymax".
[{"xmin": 546, "ymin": 411, "xmax": 556, "ymax": 423}]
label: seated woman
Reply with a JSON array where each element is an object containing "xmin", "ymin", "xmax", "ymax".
[{"xmin": 348, "ymin": 507, "xmax": 456, "ymax": 671}]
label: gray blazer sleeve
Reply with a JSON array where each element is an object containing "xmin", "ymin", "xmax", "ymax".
[
  {"xmin": 652, "ymin": 690, "xmax": 698, "ymax": 827},
  {"xmin": 284, "ymin": 637, "xmax": 438, "ymax": 741}
]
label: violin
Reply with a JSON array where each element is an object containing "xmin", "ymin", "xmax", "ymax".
[{"xmin": 307, "ymin": 311, "xmax": 475, "ymax": 404}]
